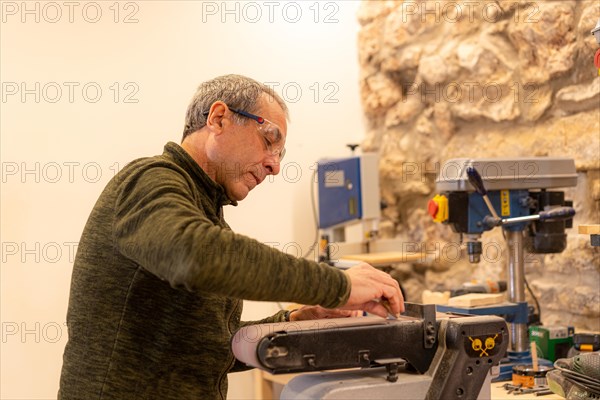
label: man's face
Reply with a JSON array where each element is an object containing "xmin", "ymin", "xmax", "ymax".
[{"xmin": 211, "ymin": 95, "xmax": 288, "ymax": 202}]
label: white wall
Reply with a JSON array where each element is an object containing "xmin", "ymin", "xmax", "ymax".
[{"xmin": 0, "ymin": 1, "xmax": 364, "ymax": 398}]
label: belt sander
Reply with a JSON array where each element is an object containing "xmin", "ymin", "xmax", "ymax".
[{"xmin": 232, "ymin": 303, "xmax": 508, "ymax": 399}]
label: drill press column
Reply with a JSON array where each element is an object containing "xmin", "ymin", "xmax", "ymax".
[{"xmin": 507, "ymin": 230, "xmax": 528, "ymax": 352}]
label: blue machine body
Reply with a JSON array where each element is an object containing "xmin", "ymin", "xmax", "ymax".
[
  {"xmin": 318, "ymin": 157, "xmax": 363, "ymax": 229},
  {"xmin": 449, "ymin": 189, "xmax": 531, "ymax": 234},
  {"xmin": 469, "ymin": 190, "xmax": 530, "ymax": 233},
  {"xmin": 436, "ymin": 302, "xmax": 529, "ymax": 324}
]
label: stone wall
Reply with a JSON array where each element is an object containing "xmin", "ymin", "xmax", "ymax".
[{"xmin": 357, "ymin": 0, "xmax": 600, "ymax": 331}]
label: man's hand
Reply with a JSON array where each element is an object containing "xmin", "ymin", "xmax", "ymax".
[
  {"xmin": 341, "ymin": 263, "xmax": 404, "ymax": 318},
  {"xmin": 289, "ymin": 305, "xmax": 362, "ymax": 321}
]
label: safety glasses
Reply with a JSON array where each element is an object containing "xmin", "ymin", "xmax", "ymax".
[{"xmin": 228, "ymin": 107, "xmax": 286, "ymax": 161}]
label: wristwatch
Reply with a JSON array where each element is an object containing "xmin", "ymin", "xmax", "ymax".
[{"xmin": 284, "ymin": 309, "xmax": 297, "ymax": 322}]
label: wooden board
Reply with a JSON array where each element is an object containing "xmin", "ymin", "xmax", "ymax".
[
  {"xmin": 340, "ymin": 251, "xmax": 426, "ymax": 265},
  {"xmin": 579, "ymin": 224, "xmax": 600, "ymax": 234},
  {"xmin": 447, "ymin": 293, "xmax": 504, "ymax": 307}
]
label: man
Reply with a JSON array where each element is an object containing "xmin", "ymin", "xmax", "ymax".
[{"xmin": 59, "ymin": 74, "xmax": 403, "ymax": 399}]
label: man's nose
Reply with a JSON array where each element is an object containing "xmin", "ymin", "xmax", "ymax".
[{"xmin": 264, "ymin": 156, "xmax": 281, "ymax": 175}]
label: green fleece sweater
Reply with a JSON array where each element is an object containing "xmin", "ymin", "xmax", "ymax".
[{"xmin": 58, "ymin": 142, "xmax": 351, "ymax": 400}]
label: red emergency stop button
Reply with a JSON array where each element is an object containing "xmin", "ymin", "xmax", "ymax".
[
  {"xmin": 428, "ymin": 194, "xmax": 449, "ymax": 223},
  {"xmin": 428, "ymin": 199, "xmax": 439, "ymax": 218}
]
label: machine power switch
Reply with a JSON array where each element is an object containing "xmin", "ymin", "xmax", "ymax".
[{"xmin": 428, "ymin": 194, "xmax": 449, "ymax": 222}]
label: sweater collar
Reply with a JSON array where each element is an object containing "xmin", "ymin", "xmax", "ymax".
[{"xmin": 163, "ymin": 142, "xmax": 237, "ymax": 207}]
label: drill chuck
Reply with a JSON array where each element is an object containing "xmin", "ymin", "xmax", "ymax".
[{"xmin": 466, "ymin": 241, "xmax": 482, "ymax": 263}]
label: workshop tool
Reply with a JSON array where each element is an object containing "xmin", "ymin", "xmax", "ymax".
[
  {"xmin": 315, "ymin": 151, "xmax": 430, "ymax": 275},
  {"xmin": 317, "ymin": 153, "xmax": 380, "ymax": 246},
  {"xmin": 429, "ymin": 158, "xmax": 577, "ymax": 379},
  {"xmin": 467, "ymin": 167, "xmax": 500, "ymax": 220},
  {"xmin": 232, "ymin": 303, "xmax": 508, "ymax": 399},
  {"xmin": 512, "ymin": 365, "xmax": 553, "ymax": 388},
  {"xmin": 500, "ymin": 382, "xmax": 555, "ymax": 396},
  {"xmin": 568, "ymin": 333, "xmax": 600, "ymax": 357},
  {"xmin": 529, "ymin": 325, "xmax": 574, "ymax": 362},
  {"xmin": 450, "ymin": 280, "xmax": 507, "ymax": 297},
  {"xmin": 547, "ymin": 352, "xmax": 600, "ymax": 397},
  {"xmin": 376, "ymin": 297, "xmax": 398, "ymax": 320}
]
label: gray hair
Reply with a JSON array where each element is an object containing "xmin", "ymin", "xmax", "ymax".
[{"xmin": 182, "ymin": 74, "xmax": 289, "ymax": 140}]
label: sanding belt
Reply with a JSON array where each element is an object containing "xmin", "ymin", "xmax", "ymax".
[{"xmin": 232, "ymin": 315, "xmax": 427, "ymax": 369}]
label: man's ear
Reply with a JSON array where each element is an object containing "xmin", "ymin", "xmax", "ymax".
[{"xmin": 206, "ymin": 101, "xmax": 228, "ymax": 134}]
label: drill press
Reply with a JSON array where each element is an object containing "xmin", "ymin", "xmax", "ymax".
[{"xmin": 428, "ymin": 158, "xmax": 577, "ymax": 374}]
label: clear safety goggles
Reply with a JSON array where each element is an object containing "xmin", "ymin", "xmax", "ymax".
[{"xmin": 228, "ymin": 106, "xmax": 286, "ymax": 161}]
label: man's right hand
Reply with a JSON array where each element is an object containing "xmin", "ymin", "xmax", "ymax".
[{"xmin": 341, "ymin": 263, "xmax": 404, "ymax": 318}]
